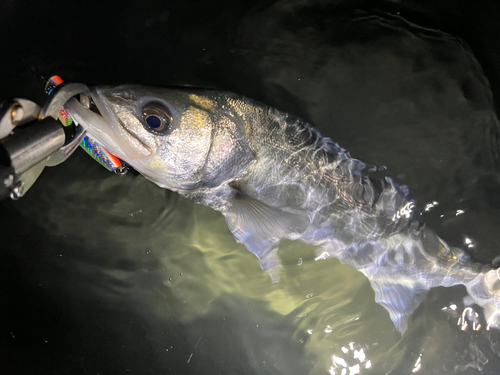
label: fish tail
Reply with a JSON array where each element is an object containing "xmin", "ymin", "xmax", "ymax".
[
  {"xmin": 465, "ymin": 268, "xmax": 500, "ymax": 329},
  {"xmin": 324, "ymin": 226, "xmax": 500, "ymax": 333},
  {"xmin": 421, "ymin": 228, "xmax": 500, "ymax": 329}
]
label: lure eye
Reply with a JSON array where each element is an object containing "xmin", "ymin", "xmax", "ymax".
[{"xmin": 142, "ymin": 102, "xmax": 172, "ymax": 133}]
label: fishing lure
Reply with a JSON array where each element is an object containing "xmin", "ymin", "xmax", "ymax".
[
  {"xmin": 80, "ymin": 135, "xmax": 124, "ymax": 172},
  {"xmin": 44, "ymin": 75, "xmax": 126, "ymax": 173}
]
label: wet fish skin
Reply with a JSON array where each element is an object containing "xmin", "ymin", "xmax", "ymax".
[{"xmin": 69, "ymin": 85, "xmax": 500, "ymax": 333}]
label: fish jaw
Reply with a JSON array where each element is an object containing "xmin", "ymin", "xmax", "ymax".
[
  {"xmin": 89, "ymin": 86, "xmax": 155, "ymax": 160},
  {"xmin": 63, "ymin": 88, "xmax": 154, "ymax": 162}
]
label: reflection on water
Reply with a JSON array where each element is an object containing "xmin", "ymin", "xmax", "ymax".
[{"xmin": 4, "ymin": 5, "xmax": 500, "ymax": 375}]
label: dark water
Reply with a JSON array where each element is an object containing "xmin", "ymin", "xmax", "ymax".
[{"xmin": 2, "ymin": 0, "xmax": 500, "ymax": 374}]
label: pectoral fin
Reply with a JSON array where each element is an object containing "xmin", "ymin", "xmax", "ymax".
[
  {"xmin": 224, "ymin": 193, "xmax": 309, "ymax": 282},
  {"xmin": 369, "ymin": 278, "xmax": 428, "ymax": 334}
]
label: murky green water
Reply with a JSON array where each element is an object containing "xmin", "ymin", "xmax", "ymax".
[{"xmin": 3, "ymin": 2, "xmax": 500, "ymax": 374}]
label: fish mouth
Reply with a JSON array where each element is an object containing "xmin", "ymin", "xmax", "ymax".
[{"xmin": 64, "ymin": 87, "xmax": 152, "ymax": 161}]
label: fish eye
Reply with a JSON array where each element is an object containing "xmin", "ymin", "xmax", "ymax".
[
  {"xmin": 142, "ymin": 102, "xmax": 172, "ymax": 134},
  {"xmin": 145, "ymin": 115, "xmax": 162, "ymax": 128}
]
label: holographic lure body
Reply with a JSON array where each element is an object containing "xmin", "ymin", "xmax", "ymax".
[{"xmin": 80, "ymin": 135, "xmax": 123, "ymax": 172}]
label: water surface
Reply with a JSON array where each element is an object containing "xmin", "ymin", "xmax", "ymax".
[{"xmin": 3, "ymin": 2, "xmax": 500, "ymax": 374}]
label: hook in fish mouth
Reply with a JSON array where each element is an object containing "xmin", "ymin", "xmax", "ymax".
[{"xmin": 43, "ymin": 76, "xmax": 139, "ymax": 173}]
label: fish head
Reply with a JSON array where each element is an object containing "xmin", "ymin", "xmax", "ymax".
[{"xmin": 81, "ymin": 85, "xmax": 222, "ymax": 191}]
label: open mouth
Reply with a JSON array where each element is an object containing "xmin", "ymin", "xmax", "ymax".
[{"xmin": 63, "ymin": 87, "xmax": 152, "ymax": 161}]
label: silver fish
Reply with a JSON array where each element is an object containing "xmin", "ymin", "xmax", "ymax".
[{"xmin": 66, "ymin": 85, "xmax": 500, "ymax": 333}]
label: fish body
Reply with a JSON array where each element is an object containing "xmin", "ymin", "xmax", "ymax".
[{"xmin": 66, "ymin": 85, "xmax": 500, "ymax": 333}]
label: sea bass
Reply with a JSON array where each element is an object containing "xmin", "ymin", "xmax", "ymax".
[{"xmin": 65, "ymin": 85, "xmax": 500, "ymax": 333}]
